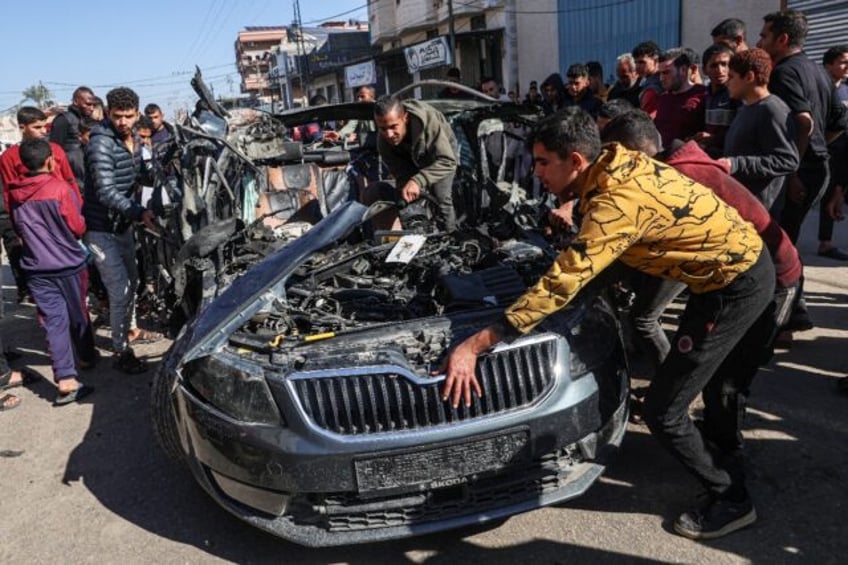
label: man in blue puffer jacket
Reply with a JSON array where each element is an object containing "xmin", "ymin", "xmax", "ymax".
[{"xmin": 83, "ymin": 87, "xmax": 159, "ymax": 374}]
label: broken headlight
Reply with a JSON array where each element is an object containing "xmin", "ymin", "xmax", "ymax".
[{"xmin": 182, "ymin": 355, "xmax": 281, "ymax": 425}]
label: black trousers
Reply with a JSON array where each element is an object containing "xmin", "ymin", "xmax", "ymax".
[{"xmin": 643, "ymin": 250, "xmax": 775, "ymax": 498}]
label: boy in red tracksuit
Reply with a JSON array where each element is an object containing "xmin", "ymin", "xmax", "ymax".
[{"xmin": 7, "ymin": 139, "xmax": 97, "ymax": 405}]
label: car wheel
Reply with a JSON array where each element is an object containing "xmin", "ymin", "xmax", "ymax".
[{"xmin": 151, "ymin": 360, "xmax": 186, "ymax": 465}]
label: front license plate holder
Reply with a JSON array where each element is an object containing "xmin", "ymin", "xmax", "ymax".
[{"xmin": 354, "ymin": 429, "xmax": 530, "ymax": 497}]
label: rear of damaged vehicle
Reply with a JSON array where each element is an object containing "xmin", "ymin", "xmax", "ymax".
[{"xmin": 152, "ymin": 97, "xmax": 629, "ymax": 546}]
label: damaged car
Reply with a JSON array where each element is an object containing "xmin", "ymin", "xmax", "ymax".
[{"xmin": 151, "ymin": 88, "xmax": 630, "ymax": 546}]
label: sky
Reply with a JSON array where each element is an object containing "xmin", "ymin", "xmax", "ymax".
[{"xmin": 0, "ymin": 0, "xmax": 369, "ymax": 117}]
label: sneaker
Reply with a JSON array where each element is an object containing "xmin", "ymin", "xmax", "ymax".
[
  {"xmin": 112, "ymin": 349, "xmax": 148, "ymax": 374},
  {"xmin": 674, "ymin": 494, "xmax": 757, "ymax": 540},
  {"xmin": 784, "ymin": 308, "xmax": 813, "ymax": 332}
]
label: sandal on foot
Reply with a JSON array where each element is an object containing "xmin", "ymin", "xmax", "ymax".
[
  {"xmin": 0, "ymin": 392, "xmax": 21, "ymax": 411},
  {"xmin": 54, "ymin": 384, "xmax": 94, "ymax": 406},
  {"xmin": 0, "ymin": 368, "xmax": 40, "ymax": 390},
  {"xmin": 128, "ymin": 329, "xmax": 163, "ymax": 345}
]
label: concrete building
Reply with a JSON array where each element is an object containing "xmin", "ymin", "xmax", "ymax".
[{"xmin": 235, "ymin": 26, "xmax": 287, "ymax": 104}]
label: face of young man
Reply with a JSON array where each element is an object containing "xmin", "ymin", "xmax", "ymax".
[
  {"xmin": 355, "ymin": 88, "xmax": 375, "ymax": 102},
  {"xmin": 566, "ymin": 75, "xmax": 589, "ymax": 98},
  {"xmin": 146, "ymin": 109, "xmax": 164, "ymax": 131},
  {"xmin": 20, "ymin": 119, "xmax": 48, "ymax": 140},
  {"xmin": 74, "ymin": 91, "xmax": 97, "ymax": 118},
  {"xmin": 375, "ymin": 108, "xmax": 408, "ymax": 146},
  {"xmin": 543, "ymin": 83, "xmax": 560, "ymax": 103},
  {"xmin": 756, "ymin": 22, "xmax": 783, "ymax": 60},
  {"xmin": 137, "ymin": 127, "xmax": 153, "ymax": 147},
  {"xmin": 706, "ymin": 52, "xmax": 732, "ymax": 87},
  {"xmin": 725, "ymin": 69, "xmax": 751, "ymax": 101},
  {"xmin": 481, "ymin": 80, "xmax": 499, "ymax": 98},
  {"xmin": 532, "ymin": 143, "xmax": 581, "ymax": 200},
  {"xmin": 108, "ymin": 107, "xmax": 139, "ymax": 139},
  {"xmin": 825, "ymin": 52, "xmax": 848, "ymax": 83},
  {"xmin": 635, "ymin": 55, "xmax": 657, "ymax": 78},
  {"xmin": 659, "ymin": 60, "xmax": 687, "ymax": 92}
]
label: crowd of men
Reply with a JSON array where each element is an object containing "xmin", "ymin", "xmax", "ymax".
[
  {"xmin": 370, "ymin": 9, "xmax": 846, "ymax": 541},
  {"xmin": 0, "ymin": 5, "xmax": 845, "ymax": 544},
  {"xmin": 0, "ymin": 87, "xmax": 173, "ymax": 408}
]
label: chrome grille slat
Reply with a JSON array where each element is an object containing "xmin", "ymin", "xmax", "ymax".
[{"xmin": 293, "ymin": 339, "xmax": 559, "ymax": 435}]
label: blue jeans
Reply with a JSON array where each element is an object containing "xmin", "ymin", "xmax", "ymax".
[
  {"xmin": 85, "ymin": 230, "xmax": 138, "ymax": 353},
  {"xmin": 643, "ymin": 250, "xmax": 775, "ymax": 498}
]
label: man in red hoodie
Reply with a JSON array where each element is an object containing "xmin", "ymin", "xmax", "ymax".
[{"xmin": 7, "ymin": 139, "xmax": 97, "ymax": 405}]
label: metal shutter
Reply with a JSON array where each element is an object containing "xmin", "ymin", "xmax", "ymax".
[{"xmin": 788, "ymin": 1, "xmax": 848, "ymax": 64}]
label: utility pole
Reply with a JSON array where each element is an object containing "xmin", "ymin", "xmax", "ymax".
[
  {"xmin": 293, "ymin": 0, "xmax": 310, "ymax": 101},
  {"xmin": 447, "ymin": 0, "xmax": 456, "ymax": 67}
]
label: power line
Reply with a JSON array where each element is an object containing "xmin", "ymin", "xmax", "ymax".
[{"xmin": 301, "ymin": 1, "xmax": 374, "ymax": 25}]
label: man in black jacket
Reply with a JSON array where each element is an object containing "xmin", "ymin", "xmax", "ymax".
[
  {"xmin": 49, "ymin": 86, "xmax": 96, "ymax": 188},
  {"xmin": 83, "ymin": 87, "xmax": 159, "ymax": 374}
]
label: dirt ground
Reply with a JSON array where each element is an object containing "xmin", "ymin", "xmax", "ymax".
[{"xmin": 1, "ymin": 218, "xmax": 846, "ymax": 565}]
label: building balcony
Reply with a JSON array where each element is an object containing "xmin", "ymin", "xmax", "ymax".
[{"xmin": 396, "ymin": 0, "xmax": 434, "ymax": 33}]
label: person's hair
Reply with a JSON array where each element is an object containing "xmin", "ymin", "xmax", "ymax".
[
  {"xmin": 309, "ymin": 93, "xmax": 327, "ymax": 106},
  {"xmin": 529, "ymin": 80, "xmax": 538, "ymax": 88},
  {"xmin": 79, "ymin": 117, "xmax": 98, "ymax": 135},
  {"xmin": 480, "ymin": 76, "xmax": 497, "ymax": 87},
  {"xmin": 632, "ymin": 41, "xmax": 661, "ymax": 60},
  {"xmin": 566, "ymin": 63, "xmax": 589, "ymax": 79},
  {"xmin": 659, "ymin": 47, "xmax": 700, "ymax": 68},
  {"xmin": 446, "ymin": 66, "xmax": 461, "ymax": 80},
  {"xmin": 17, "ymin": 106, "xmax": 47, "ymax": 126},
  {"xmin": 106, "ymin": 87, "xmax": 139, "ymax": 111},
  {"xmin": 144, "ymin": 103, "xmax": 162, "ymax": 115},
  {"xmin": 823, "ymin": 45, "xmax": 848, "ymax": 65},
  {"xmin": 598, "ymin": 98, "xmax": 635, "ymax": 121},
  {"xmin": 763, "ymin": 10, "xmax": 808, "ymax": 49},
  {"xmin": 702, "ymin": 44, "xmax": 734, "ymax": 67},
  {"xmin": 729, "ymin": 48, "xmax": 773, "ymax": 86},
  {"xmin": 527, "ymin": 107, "xmax": 601, "ymax": 162},
  {"xmin": 586, "ymin": 61, "xmax": 603, "ymax": 78},
  {"xmin": 616, "ymin": 53, "xmax": 636, "ymax": 68},
  {"xmin": 356, "ymin": 85, "xmax": 376, "ymax": 98},
  {"xmin": 711, "ymin": 18, "xmax": 746, "ymax": 40},
  {"xmin": 19, "ymin": 138, "xmax": 52, "ymax": 173},
  {"xmin": 373, "ymin": 94, "xmax": 405, "ymax": 117},
  {"xmin": 72, "ymin": 86, "xmax": 94, "ymax": 100},
  {"xmin": 600, "ymin": 110, "xmax": 661, "ymax": 156},
  {"xmin": 136, "ymin": 115, "xmax": 155, "ymax": 131}
]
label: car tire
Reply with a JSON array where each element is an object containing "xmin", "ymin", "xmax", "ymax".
[{"xmin": 151, "ymin": 360, "xmax": 186, "ymax": 466}]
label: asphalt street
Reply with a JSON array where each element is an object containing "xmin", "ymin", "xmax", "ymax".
[{"xmin": 0, "ymin": 215, "xmax": 846, "ymax": 565}]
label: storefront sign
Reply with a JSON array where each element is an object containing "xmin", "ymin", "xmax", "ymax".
[
  {"xmin": 344, "ymin": 60, "xmax": 377, "ymax": 89},
  {"xmin": 404, "ymin": 37, "xmax": 452, "ymax": 74}
]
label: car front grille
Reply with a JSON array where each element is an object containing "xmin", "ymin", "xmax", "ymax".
[{"xmin": 291, "ymin": 337, "xmax": 559, "ymax": 435}]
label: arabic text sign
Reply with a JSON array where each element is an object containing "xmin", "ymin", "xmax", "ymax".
[
  {"xmin": 345, "ymin": 60, "xmax": 376, "ymax": 89},
  {"xmin": 404, "ymin": 37, "xmax": 452, "ymax": 74}
]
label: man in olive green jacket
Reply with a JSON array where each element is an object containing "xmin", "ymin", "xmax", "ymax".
[{"xmin": 369, "ymin": 95, "xmax": 458, "ymax": 231}]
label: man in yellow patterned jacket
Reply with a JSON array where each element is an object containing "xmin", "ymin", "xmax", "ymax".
[{"xmin": 441, "ymin": 108, "xmax": 774, "ymax": 541}]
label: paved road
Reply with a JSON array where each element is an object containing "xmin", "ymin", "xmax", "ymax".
[{"xmin": 1, "ymin": 218, "xmax": 846, "ymax": 564}]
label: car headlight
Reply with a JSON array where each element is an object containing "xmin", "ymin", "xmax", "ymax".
[{"xmin": 181, "ymin": 354, "xmax": 281, "ymax": 425}]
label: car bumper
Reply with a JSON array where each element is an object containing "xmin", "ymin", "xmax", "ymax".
[{"xmin": 171, "ymin": 345, "xmax": 628, "ymax": 546}]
